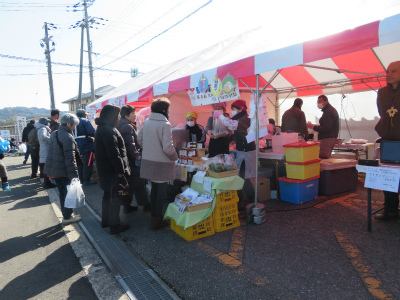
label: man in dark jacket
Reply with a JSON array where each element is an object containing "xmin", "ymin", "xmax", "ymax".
[
  {"xmin": 307, "ymin": 95, "xmax": 339, "ymax": 158},
  {"xmin": 44, "ymin": 113, "xmax": 82, "ymax": 225},
  {"xmin": 74, "ymin": 109, "xmax": 96, "ymax": 186},
  {"xmin": 374, "ymin": 61, "xmax": 400, "ymax": 221},
  {"xmin": 49, "ymin": 108, "xmax": 60, "ymax": 132},
  {"xmin": 28, "ymin": 122, "xmax": 40, "ymax": 178},
  {"xmin": 281, "ymin": 98, "xmax": 308, "ymax": 140},
  {"xmin": 22, "ymin": 119, "xmax": 35, "ymax": 164}
]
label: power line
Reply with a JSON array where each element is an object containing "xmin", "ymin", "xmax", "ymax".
[
  {"xmin": 100, "ymin": 0, "xmax": 187, "ymax": 58},
  {"xmin": 98, "ymin": 0, "xmax": 213, "ymax": 69},
  {"xmin": 0, "ymin": 54, "xmax": 131, "ymax": 73}
]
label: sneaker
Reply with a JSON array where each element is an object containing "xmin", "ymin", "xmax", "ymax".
[
  {"xmin": 110, "ymin": 224, "xmax": 129, "ymax": 234},
  {"xmin": 62, "ymin": 215, "xmax": 82, "ymax": 225},
  {"xmin": 2, "ymin": 183, "xmax": 11, "ymax": 191},
  {"xmin": 374, "ymin": 211, "xmax": 399, "ymax": 221},
  {"xmin": 31, "ymin": 174, "xmax": 38, "ymax": 179}
]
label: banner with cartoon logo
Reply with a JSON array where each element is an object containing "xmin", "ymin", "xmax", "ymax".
[{"xmin": 188, "ymin": 73, "xmax": 240, "ymax": 106}]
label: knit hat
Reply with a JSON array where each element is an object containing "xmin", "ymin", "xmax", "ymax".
[
  {"xmin": 211, "ymin": 102, "xmax": 227, "ymax": 110},
  {"xmin": 185, "ymin": 111, "xmax": 198, "ymax": 119},
  {"xmin": 231, "ymin": 99, "xmax": 247, "ymax": 111},
  {"xmin": 38, "ymin": 117, "xmax": 50, "ymax": 125}
]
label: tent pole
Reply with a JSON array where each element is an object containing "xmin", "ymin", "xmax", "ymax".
[{"xmin": 255, "ymin": 74, "xmax": 260, "ymax": 207}]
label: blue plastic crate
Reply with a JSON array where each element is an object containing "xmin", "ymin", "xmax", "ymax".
[{"xmin": 278, "ymin": 176, "xmax": 319, "ymax": 205}]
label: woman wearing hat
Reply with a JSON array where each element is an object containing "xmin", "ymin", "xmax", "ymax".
[
  {"xmin": 205, "ymin": 103, "xmax": 231, "ymax": 157},
  {"xmin": 183, "ymin": 111, "xmax": 206, "ymax": 147},
  {"xmin": 213, "ymin": 99, "xmax": 256, "ymax": 208}
]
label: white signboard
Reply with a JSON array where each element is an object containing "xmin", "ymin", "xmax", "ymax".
[
  {"xmin": 15, "ymin": 116, "xmax": 26, "ymax": 141},
  {"xmin": 1, "ymin": 130, "xmax": 10, "ymax": 139},
  {"xmin": 188, "ymin": 77, "xmax": 240, "ymax": 107},
  {"xmin": 87, "ymin": 107, "xmax": 96, "ymax": 122},
  {"xmin": 365, "ymin": 166, "xmax": 400, "ymax": 193}
]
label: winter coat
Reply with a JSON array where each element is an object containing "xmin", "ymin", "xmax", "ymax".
[
  {"xmin": 37, "ymin": 123, "xmax": 51, "ymax": 163},
  {"xmin": 116, "ymin": 117, "xmax": 140, "ymax": 171},
  {"xmin": 74, "ymin": 117, "xmax": 95, "ymax": 154},
  {"xmin": 22, "ymin": 123, "xmax": 35, "ymax": 143},
  {"xmin": 183, "ymin": 123, "xmax": 206, "ymax": 145},
  {"xmin": 44, "ymin": 125, "xmax": 79, "ymax": 179},
  {"xmin": 231, "ymin": 110, "xmax": 256, "ymax": 152},
  {"xmin": 281, "ymin": 105, "xmax": 309, "ymax": 140},
  {"xmin": 49, "ymin": 119, "xmax": 60, "ymax": 132},
  {"xmin": 137, "ymin": 112, "xmax": 178, "ymax": 181},
  {"xmin": 95, "ymin": 118, "xmax": 130, "ymax": 191},
  {"xmin": 375, "ymin": 84, "xmax": 400, "ymax": 140},
  {"xmin": 313, "ymin": 103, "xmax": 339, "ymax": 140}
]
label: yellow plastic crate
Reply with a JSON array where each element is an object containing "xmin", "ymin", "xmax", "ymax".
[
  {"xmin": 215, "ymin": 190, "xmax": 239, "ymax": 206},
  {"xmin": 283, "ymin": 141, "xmax": 320, "ymax": 163},
  {"xmin": 170, "ymin": 216, "xmax": 215, "ymax": 241},
  {"xmin": 213, "ymin": 203, "xmax": 240, "ymax": 232},
  {"xmin": 285, "ymin": 159, "xmax": 321, "ymax": 180}
]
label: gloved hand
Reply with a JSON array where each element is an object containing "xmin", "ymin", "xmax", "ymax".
[{"xmin": 213, "ymin": 111, "xmax": 222, "ymax": 118}]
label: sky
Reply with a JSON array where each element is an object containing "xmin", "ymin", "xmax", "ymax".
[{"xmin": 1, "ymin": 0, "xmax": 400, "ymax": 112}]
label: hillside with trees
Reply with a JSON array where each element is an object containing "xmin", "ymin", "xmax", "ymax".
[{"xmin": 0, "ymin": 107, "xmax": 67, "ymax": 125}]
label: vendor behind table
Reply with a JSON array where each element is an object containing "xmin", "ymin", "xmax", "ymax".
[
  {"xmin": 205, "ymin": 102, "xmax": 232, "ymax": 158},
  {"xmin": 183, "ymin": 111, "xmax": 206, "ymax": 148},
  {"xmin": 213, "ymin": 99, "xmax": 256, "ymax": 209},
  {"xmin": 307, "ymin": 95, "xmax": 339, "ymax": 159},
  {"xmin": 281, "ymin": 98, "xmax": 309, "ymax": 141}
]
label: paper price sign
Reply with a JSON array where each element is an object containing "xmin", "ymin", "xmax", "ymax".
[
  {"xmin": 203, "ymin": 177, "xmax": 212, "ymax": 193},
  {"xmin": 365, "ymin": 167, "xmax": 400, "ymax": 193},
  {"xmin": 178, "ymin": 203, "xmax": 186, "ymax": 214}
]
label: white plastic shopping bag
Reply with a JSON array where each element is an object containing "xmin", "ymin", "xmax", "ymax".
[{"xmin": 65, "ymin": 178, "xmax": 85, "ymax": 208}]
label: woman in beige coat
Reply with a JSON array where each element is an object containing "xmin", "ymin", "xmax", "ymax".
[{"xmin": 138, "ymin": 97, "xmax": 178, "ymax": 230}]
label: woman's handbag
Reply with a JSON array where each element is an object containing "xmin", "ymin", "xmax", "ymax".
[
  {"xmin": 112, "ymin": 175, "xmax": 132, "ymax": 205},
  {"xmin": 65, "ymin": 178, "xmax": 86, "ymax": 208}
]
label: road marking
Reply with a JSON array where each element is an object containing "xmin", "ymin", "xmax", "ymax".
[
  {"xmin": 228, "ymin": 225, "xmax": 246, "ymax": 261},
  {"xmin": 196, "ymin": 241, "xmax": 242, "ymax": 267},
  {"xmin": 334, "ymin": 231, "xmax": 393, "ymax": 300},
  {"xmin": 315, "ymin": 193, "xmax": 359, "ymax": 209}
]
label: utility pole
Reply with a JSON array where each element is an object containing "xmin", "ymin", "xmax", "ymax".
[
  {"xmin": 83, "ymin": 0, "xmax": 95, "ymax": 104},
  {"xmin": 77, "ymin": 23, "xmax": 85, "ymax": 110},
  {"xmin": 42, "ymin": 22, "xmax": 56, "ymax": 110}
]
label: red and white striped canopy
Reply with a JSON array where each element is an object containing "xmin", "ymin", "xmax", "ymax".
[{"xmin": 88, "ymin": 13, "xmax": 400, "ymax": 110}]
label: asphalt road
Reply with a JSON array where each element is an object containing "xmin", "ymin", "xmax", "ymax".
[{"xmin": 0, "ymin": 156, "xmax": 98, "ymax": 300}]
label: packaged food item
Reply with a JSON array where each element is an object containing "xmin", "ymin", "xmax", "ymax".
[
  {"xmin": 187, "ymin": 142, "xmax": 197, "ymax": 149},
  {"xmin": 205, "ymin": 154, "xmax": 238, "ymax": 173},
  {"xmin": 187, "ymin": 149, "xmax": 198, "ymax": 157}
]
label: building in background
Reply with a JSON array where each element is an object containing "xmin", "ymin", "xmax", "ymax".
[{"xmin": 62, "ymin": 85, "xmax": 115, "ymax": 113}]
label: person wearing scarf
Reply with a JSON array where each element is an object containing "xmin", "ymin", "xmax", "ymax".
[
  {"xmin": 183, "ymin": 111, "xmax": 206, "ymax": 147},
  {"xmin": 213, "ymin": 99, "xmax": 256, "ymax": 209}
]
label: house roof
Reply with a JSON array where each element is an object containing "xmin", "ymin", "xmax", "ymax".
[{"xmin": 62, "ymin": 85, "xmax": 115, "ymax": 103}]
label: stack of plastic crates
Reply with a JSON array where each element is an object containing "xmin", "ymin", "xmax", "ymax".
[
  {"xmin": 213, "ymin": 190, "xmax": 240, "ymax": 232},
  {"xmin": 170, "ymin": 215, "xmax": 214, "ymax": 241}
]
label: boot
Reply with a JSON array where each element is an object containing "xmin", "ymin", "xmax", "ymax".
[
  {"xmin": 123, "ymin": 205, "xmax": 138, "ymax": 214},
  {"xmin": 151, "ymin": 216, "xmax": 169, "ymax": 230},
  {"xmin": 374, "ymin": 210, "xmax": 399, "ymax": 221}
]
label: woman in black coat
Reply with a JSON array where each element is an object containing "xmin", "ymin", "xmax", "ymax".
[
  {"xmin": 117, "ymin": 105, "xmax": 150, "ymax": 213},
  {"xmin": 95, "ymin": 104, "xmax": 131, "ymax": 235}
]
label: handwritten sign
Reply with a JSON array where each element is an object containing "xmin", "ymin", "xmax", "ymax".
[
  {"xmin": 203, "ymin": 177, "xmax": 212, "ymax": 193},
  {"xmin": 365, "ymin": 167, "xmax": 400, "ymax": 193}
]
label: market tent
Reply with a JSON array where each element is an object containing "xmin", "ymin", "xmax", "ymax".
[{"xmin": 87, "ymin": 13, "xmax": 400, "ymax": 116}]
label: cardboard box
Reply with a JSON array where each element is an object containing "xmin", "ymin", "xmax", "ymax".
[{"xmin": 250, "ymin": 177, "xmax": 271, "ymax": 202}]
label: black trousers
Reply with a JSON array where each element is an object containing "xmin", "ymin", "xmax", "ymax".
[
  {"xmin": 102, "ymin": 189, "xmax": 121, "ymax": 227},
  {"xmin": 30, "ymin": 146, "xmax": 40, "ymax": 176},
  {"xmin": 150, "ymin": 182, "xmax": 168, "ymax": 217},
  {"xmin": 383, "ymin": 191, "xmax": 399, "ymax": 213},
  {"xmin": 39, "ymin": 163, "xmax": 51, "ymax": 184},
  {"xmin": 78, "ymin": 152, "xmax": 93, "ymax": 183}
]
